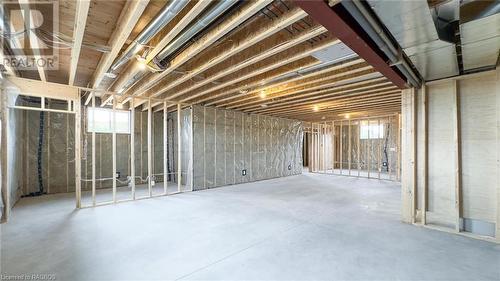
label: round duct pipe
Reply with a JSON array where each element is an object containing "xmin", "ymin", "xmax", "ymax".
[
  {"xmin": 115, "ymin": 0, "xmax": 239, "ymax": 96},
  {"xmin": 109, "ymin": 0, "xmax": 190, "ymax": 72},
  {"xmin": 154, "ymin": 0, "xmax": 240, "ymax": 63}
]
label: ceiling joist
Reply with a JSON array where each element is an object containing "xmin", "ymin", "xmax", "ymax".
[
  {"xmin": 180, "ymin": 38, "xmax": 339, "ymax": 103},
  {"xmin": 256, "ymin": 88, "xmax": 401, "ymax": 115},
  {"xmin": 214, "ymin": 57, "xmax": 367, "ymax": 107},
  {"xmin": 145, "ymin": 7, "xmax": 309, "ymax": 100},
  {"xmin": 89, "ymin": 0, "xmax": 150, "ymax": 90},
  {"xmin": 163, "ymin": 26, "xmax": 328, "ymax": 101},
  {"xmin": 230, "ymin": 65, "xmax": 376, "ymax": 110},
  {"xmin": 18, "ymin": 0, "xmax": 46, "ymax": 81},
  {"xmin": 248, "ymin": 80, "xmax": 394, "ymax": 112},
  {"xmin": 68, "ymin": 0, "xmax": 91, "ymax": 86},
  {"xmin": 122, "ymin": 0, "xmax": 274, "ymax": 104},
  {"xmin": 4, "ymin": 0, "xmax": 403, "ymax": 122}
]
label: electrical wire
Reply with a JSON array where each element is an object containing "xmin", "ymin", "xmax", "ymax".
[
  {"xmin": 37, "ymin": 28, "xmax": 111, "ymax": 52},
  {"xmin": 1, "ymin": 27, "xmax": 111, "ymax": 52},
  {"xmin": 383, "ymin": 122, "xmax": 390, "ymax": 172}
]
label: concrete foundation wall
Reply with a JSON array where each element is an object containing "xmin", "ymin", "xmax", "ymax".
[{"xmin": 401, "ymin": 69, "xmax": 500, "ymax": 241}]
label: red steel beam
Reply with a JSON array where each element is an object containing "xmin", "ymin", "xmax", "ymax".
[{"xmin": 294, "ymin": 0, "xmax": 408, "ymax": 89}]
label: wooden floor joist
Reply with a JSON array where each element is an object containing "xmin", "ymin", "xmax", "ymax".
[
  {"xmin": 248, "ymin": 80, "xmax": 393, "ymax": 112},
  {"xmin": 68, "ymin": 0, "xmax": 91, "ymax": 86},
  {"xmin": 257, "ymin": 94, "xmax": 401, "ymax": 119},
  {"xmin": 284, "ymin": 99, "xmax": 402, "ymax": 114},
  {"xmin": 234, "ymin": 73, "xmax": 385, "ymax": 111},
  {"xmin": 179, "ymin": 42, "xmax": 339, "ymax": 103},
  {"xmin": 145, "ymin": 7, "xmax": 309, "ymax": 99},
  {"xmin": 254, "ymin": 86, "xmax": 399, "ymax": 114},
  {"xmin": 217, "ymin": 58, "xmax": 368, "ymax": 107},
  {"xmin": 191, "ymin": 57, "xmax": 323, "ymax": 105},
  {"xmin": 270, "ymin": 95, "xmax": 401, "ymax": 117},
  {"xmin": 90, "ymin": 0, "xmax": 150, "ymax": 90},
  {"xmin": 122, "ymin": 0, "xmax": 274, "ymax": 105},
  {"xmin": 294, "ymin": 100, "xmax": 402, "ymax": 115},
  {"xmin": 295, "ymin": 106, "xmax": 403, "ymax": 122},
  {"xmin": 18, "ymin": 0, "xmax": 47, "ymax": 81},
  {"xmin": 161, "ymin": 27, "xmax": 328, "ymax": 101},
  {"xmin": 235, "ymin": 70, "xmax": 383, "ymax": 111}
]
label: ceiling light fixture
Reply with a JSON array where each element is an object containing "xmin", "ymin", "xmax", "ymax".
[
  {"xmin": 313, "ymin": 105, "xmax": 319, "ymax": 112},
  {"xmin": 259, "ymin": 91, "xmax": 266, "ymax": 99},
  {"xmin": 137, "ymin": 57, "xmax": 148, "ymax": 70}
]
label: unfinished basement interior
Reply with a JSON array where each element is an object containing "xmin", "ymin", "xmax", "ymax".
[{"xmin": 0, "ymin": 0, "xmax": 499, "ymax": 280}]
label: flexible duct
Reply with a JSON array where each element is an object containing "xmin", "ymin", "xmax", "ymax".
[{"xmin": 109, "ymin": 0, "xmax": 190, "ymax": 72}]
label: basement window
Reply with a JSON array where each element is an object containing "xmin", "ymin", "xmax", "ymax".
[
  {"xmin": 87, "ymin": 108, "xmax": 131, "ymax": 134},
  {"xmin": 360, "ymin": 123, "xmax": 384, "ymax": 139}
]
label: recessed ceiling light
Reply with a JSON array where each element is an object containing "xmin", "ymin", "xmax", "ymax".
[
  {"xmin": 313, "ymin": 105, "xmax": 319, "ymax": 112},
  {"xmin": 259, "ymin": 91, "xmax": 266, "ymax": 99}
]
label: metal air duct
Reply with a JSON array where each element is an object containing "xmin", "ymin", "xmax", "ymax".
[
  {"xmin": 340, "ymin": 0, "xmax": 422, "ymax": 87},
  {"xmin": 153, "ymin": 0, "xmax": 239, "ymax": 66},
  {"xmin": 113, "ymin": 0, "xmax": 239, "ymax": 94},
  {"xmin": 365, "ymin": 0, "xmax": 461, "ymax": 81},
  {"xmin": 109, "ymin": 0, "xmax": 190, "ymax": 72}
]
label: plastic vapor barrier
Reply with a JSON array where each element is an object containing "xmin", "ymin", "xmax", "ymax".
[
  {"xmin": 310, "ymin": 116, "xmax": 399, "ymax": 181},
  {"xmin": 21, "ymin": 99, "xmax": 75, "ymax": 195},
  {"xmin": 170, "ymin": 107, "xmax": 192, "ymax": 187},
  {"xmin": 19, "ymin": 99, "xmax": 194, "ymax": 197},
  {"xmin": 192, "ymin": 105, "xmax": 303, "ymax": 191}
]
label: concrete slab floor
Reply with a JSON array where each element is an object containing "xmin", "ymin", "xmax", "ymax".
[
  {"xmin": 80, "ymin": 182, "xmax": 191, "ymax": 206},
  {"xmin": 1, "ymin": 172, "xmax": 499, "ymax": 280}
]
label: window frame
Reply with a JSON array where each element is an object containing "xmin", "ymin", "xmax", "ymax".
[
  {"xmin": 87, "ymin": 107, "xmax": 131, "ymax": 134},
  {"xmin": 360, "ymin": 122, "xmax": 384, "ymax": 140}
]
